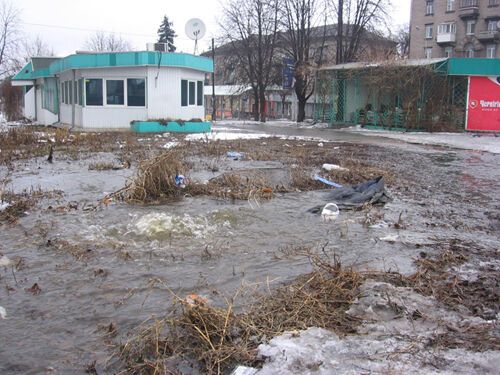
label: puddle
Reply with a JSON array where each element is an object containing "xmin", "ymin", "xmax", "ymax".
[{"xmin": 0, "ymin": 126, "xmax": 499, "ymax": 374}]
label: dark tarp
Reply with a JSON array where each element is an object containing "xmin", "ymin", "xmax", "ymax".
[{"xmin": 310, "ymin": 176, "xmax": 391, "ymax": 212}]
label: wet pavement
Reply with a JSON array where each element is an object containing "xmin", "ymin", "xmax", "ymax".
[{"xmin": 0, "ymin": 122, "xmax": 499, "ymax": 374}]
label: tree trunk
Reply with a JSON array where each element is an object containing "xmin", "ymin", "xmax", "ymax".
[
  {"xmin": 253, "ymin": 89, "xmax": 259, "ymax": 121},
  {"xmin": 259, "ymin": 89, "xmax": 267, "ymax": 123},
  {"xmin": 297, "ymin": 93, "xmax": 306, "ymax": 122},
  {"xmin": 336, "ymin": 0, "xmax": 344, "ymax": 64}
]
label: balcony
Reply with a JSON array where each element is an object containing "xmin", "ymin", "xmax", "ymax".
[
  {"xmin": 437, "ymin": 33, "xmax": 457, "ymax": 44},
  {"xmin": 477, "ymin": 30, "xmax": 500, "ymax": 42},
  {"xmin": 459, "ymin": 0, "xmax": 480, "ymax": 19}
]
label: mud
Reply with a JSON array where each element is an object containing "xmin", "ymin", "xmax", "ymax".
[{"xmin": 0, "ymin": 122, "xmax": 498, "ymax": 374}]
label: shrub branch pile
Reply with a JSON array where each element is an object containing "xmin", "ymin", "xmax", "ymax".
[{"xmin": 118, "ymin": 255, "xmax": 363, "ymax": 374}]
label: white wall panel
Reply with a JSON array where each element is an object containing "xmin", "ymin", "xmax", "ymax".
[
  {"xmin": 147, "ymin": 67, "xmax": 205, "ymax": 120},
  {"xmin": 23, "ymin": 86, "xmax": 36, "ymax": 120},
  {"xmin": 82, "ymin": 107, "xmax": 148, "ymax": 129},
  {"xmin": 56, "ymin": 66, "xmax": 206, "ymax": 129}
]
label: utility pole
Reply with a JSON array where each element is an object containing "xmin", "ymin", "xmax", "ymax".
[{"xmin": 211, "ymin": 38, "xmax": 216, "ymax": 121}]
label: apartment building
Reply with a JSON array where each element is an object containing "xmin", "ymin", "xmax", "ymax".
[{"xmin": 409, "ymin": 0, "xmax": 500, "ymax": 59}]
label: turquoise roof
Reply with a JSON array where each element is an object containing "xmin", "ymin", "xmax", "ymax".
[
  {"xmin": 13, "ymin": 51, "xmax": 213, "ymax": 80},
  {"xmin": 447, "ymin": 58, "xmax": 500, "ymax": 76}
]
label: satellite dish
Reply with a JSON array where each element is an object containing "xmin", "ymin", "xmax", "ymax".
[{"xmin": 185, "ymin": 18, "xmax": 206, "ymax": 54}]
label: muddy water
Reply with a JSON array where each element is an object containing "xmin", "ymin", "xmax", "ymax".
[{"xmin": 0, "ymin": 129, "xmax": 499, "ymax": 374}]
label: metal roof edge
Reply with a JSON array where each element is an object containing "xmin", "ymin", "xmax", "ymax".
[
  {"xmin": 13, "ymin": 52, "xmax": 214, "ymax": 80},
  {"xmin": 447, "ymin": 58, "xmax": 500, "ymax": 76}
]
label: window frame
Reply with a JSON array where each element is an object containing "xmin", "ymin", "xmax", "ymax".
[
  {"xmin": 466, "ymin": 20, "xmax": 476, "ymax": 35},
  {"xmin": 438, "ymin": 22, "xmax": 456, "ymax": 34},
  {"xmin": 83, "ymin": 77, "xmax": 147, "ymax": 107},
  {"xmin": 126, "ymin": 78, "xmax": 147, "ymax": 107},
  {"xmin": 85, "ymin": 78, "xmax": 104, "ymax": 107},
  {"xmin": 426, "ymin": 1, "xmax": 434, "ymax": 15},
  {"xmin": 425, "ymin": 24, "xmax": 434, "ymax": 39},
  {"xmin": 197, "ymin": 81, "xmax": 203, "ymax": 106},
  {"xmin": 68, "ymin": 80, "xmax": 73, "ymax": 105},
  {"xmin": 181, "ymin": 79, "xmax": 204, "ymax": 107},
  {"xmin": 465, "ymin": 45, "xmax": 475, "ymax": 58},
  {"xmin": 444, "ymin": 46, "xmax": 453, "ymax": 58},
  {"xmin": 424, "ymin": 47, "xmax": 433, "ymax": 59},
  {"xmin": 486, "ymin": 44, "xmax": 496, "ymax": 58},
  {"xmin": 105, "ymin": 79, "xmax": 126, "ymax": 107},
  {"xmin": 65, "ymin": 81, "xmax": 70, "ymax": 104},
  {"xmin": 61, "ymin": 82, "xmax": 65, "ymax": 104},
  {"xmin": 446, "ymin": 0, "xmax": 455, "ymax": 12}
]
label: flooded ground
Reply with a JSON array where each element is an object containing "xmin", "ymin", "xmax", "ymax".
[{"xmin": 0, "ymin": 122, "xmax": 499, "ymax": 374}]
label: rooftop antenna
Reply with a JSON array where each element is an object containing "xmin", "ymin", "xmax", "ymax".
[{"xmin": 185, "ymin": 18, "xmax": 206, "ymax": 55}]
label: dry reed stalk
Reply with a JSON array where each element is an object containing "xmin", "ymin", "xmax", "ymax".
[
  {"xmin": 117, "ymin": 253, "xmax": 363, "ymax": 374},
  {"xmin": 115, "ymin": 149, "xmax": 188, "ymax": 203}
]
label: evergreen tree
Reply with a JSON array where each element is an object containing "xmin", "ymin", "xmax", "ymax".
[{"xmin": 157, "ymin": 16, "xmax": 176, "ymax": 52}]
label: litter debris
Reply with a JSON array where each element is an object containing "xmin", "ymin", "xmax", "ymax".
[
  {"xmin": 322, "ymin": 163, "xmax": 348, "ymax": 172},
  {"xmin": 25, "ymin": 283, "xmax": 42, "ymax": 295},
  {"xmin": 321, "ymin": 203, "xmax": 340, "ymax": 222},
  {"xmin": 369, "ymin": 221, "xmax": 389, "ymax": 229},
  {"xmin": 231, "ymin": 366, "xmax": 258, "ymax": 375},
  {"xmin": 0, "ymin": 306, "xmax": 6, "ymax": 319},
  {"xmin": 0, "ymin": 255, "xmax": 12, "ymax": 266},
  {"xmin": 185, "ymin": 294, "xmax": 209, "ymax": 307},
  {"xmin": 0, "ymin": 201, "xmax": 10, "ymax": 212},
  {"xmin": 318, "ymin": 142, "xmax": 324, "ymax": 147},
  {"xmin": 175, "ymin": 174, "xmax": 186, "ymax": 188},
  {"xmin": 380, "ymin": 234, "xmax": 399, "ymax": 243},
  {"xmin": 163, "ymin": 141, "xmax": 178, "ymax": 149},
  {"xmin": 226, "ymin": 151, "xmax": 245, "ymax": 160},
  {"xmin": 325, "ymin": 176, "xmax": 390, "ymax": 210},
  {"xmin": 314, "ymin": 175, "xmax": 343, "ymax": 188}
]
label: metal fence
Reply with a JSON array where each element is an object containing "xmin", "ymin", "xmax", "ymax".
[{"xmin": 315, "ymin": 65, "xmax": 468, "ymax": 131}]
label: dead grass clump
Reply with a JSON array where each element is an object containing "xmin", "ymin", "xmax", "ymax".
[
  {"xmin": 114, "ymin": 150, "xmax": 188, "ymax": 203},
  {"xmin": 0, "ymin": 185, "xmax": 51, "ymax": 223},
  {"xmin": 409, "ymin": 247, "xmax": 469, "ymax": 308},
  {"xmin": 290, "ymin": 166, "xmax": 325, "ymax": 191},
  {"xmin": 0, "ymin": 198, "xmax": 35, "ymax": 223},
  {"xmin": 118, "ymin": 255, "xmax": 362, "ymax": 374},
  {"xmin": 88, "ymin": 162, "xmax": 116, "ymax": 171},
  {"xmin": 0, "ymin": 127, "xmax": 38, "ymax": 146},
  {"xmin": 430, "ymin": 322, "xmax": 500, "ymax": 352},
  {"xmin": 188, "ymin": 173, "xmax": 275, "ymax": 201},
  {"xmin": 247, "ymin": 256, "xmax": 363, "ymax": 338},
  {"xmin": 325, "ymin": 159, "xmax": 395, "ymax": 186},
  {"xmin": 44, "ymin": 238, "xmax": 94, "ymax": 260},
  {"xmin": 409, "ymin": 245, "xmax": 499, "ymax": 321},
  {"xmin": 119, "ymin": 318, "xmax": 177, "ymax": 375},
  {"xmin": 289, "ymin": 160, "xmax": 393, "ymax": 192}
]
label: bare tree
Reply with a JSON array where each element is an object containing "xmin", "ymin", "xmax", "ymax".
[
  {"xmin": 84, "ymin": 31, "xmax": 132, "ymax": 52},
  {"xmin": 9, "ymin": 36, "xmax": 55, "ymax": 72},
  {"xmin": 332, "ymin": 0, "xmax": 391, "ymax": 64},
  {"xmin": 281, "ymin": 0, "xmax": 324, "ymax": 122},
  {"xmin": 0, "ymin": 1, "xmax": 20, "ymax": 77},
  {"xmin": 394, "ymin": 23, "xmax": 409, "ymax": 59},
  {"xmin": 219, "ymin": 0, "xmax": 280, "ymax": 122},
  {"xmin": 23, "ymin": 36, "xmax": 54, "ymax": 58},
  {"xmin": 0, "ymin": 77, "xmax": 22, "ymax": 120}
]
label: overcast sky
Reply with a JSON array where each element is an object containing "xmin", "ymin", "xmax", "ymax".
[{"xmin": 15, "ymin": 0, "xmax": 411, "ymax": 56}]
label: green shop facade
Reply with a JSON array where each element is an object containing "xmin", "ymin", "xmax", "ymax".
[{"xmin": 314, "ymin": 58, "xmax": 500, "ymax": 132}]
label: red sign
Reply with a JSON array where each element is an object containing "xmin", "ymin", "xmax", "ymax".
[{"xmin": 466, "ymin": 76, "xmax": 500, "ymax": 132}]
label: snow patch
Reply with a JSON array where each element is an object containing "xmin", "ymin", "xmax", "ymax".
[{"xmin": 342, "ymin": 127, "xmax": 500, "ymax": 154}]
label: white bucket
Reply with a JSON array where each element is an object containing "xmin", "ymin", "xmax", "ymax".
[{"xmin": 321, "ymin": 203, "xmax": 340, "ymax": 221}]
